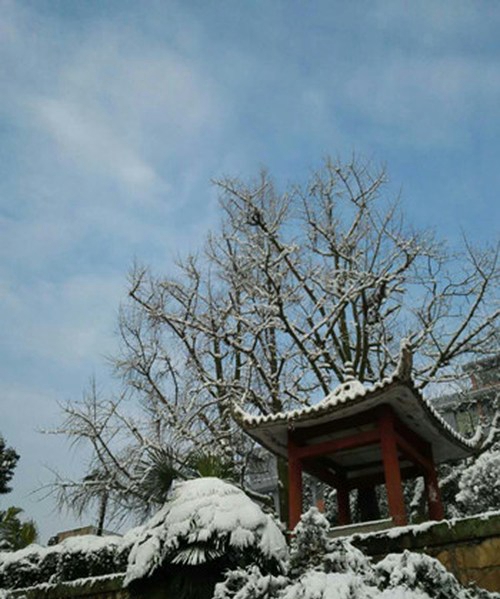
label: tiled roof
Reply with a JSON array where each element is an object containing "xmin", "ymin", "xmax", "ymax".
[{"xmin": 232, "ymin": 342, "xmax": 479, "ymax": 463}]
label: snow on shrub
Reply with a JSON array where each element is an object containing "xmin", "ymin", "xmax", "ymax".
[
  {"xmin": 214, "ymin": 507, "xmax": 497, "ymax": 599},
  {"xmin": 216, "ymin": 547, "xmax": 496, "ymax": 599},
  {"xmin": 289, "ymin": 508, "xmax": 331, "ymax": 576},
  {"xmin": 212, "ymin": 565, "xmax": 287, "ymax": 599},
  {"xmin": 289, "ymin": 507, "xmax": 373, "ymax": 581},
  {"xmin": 456, "ymin": 446, "xmax": 500, "ymax": 514},
  {"xmin": 375, "ymin": 550, "xmax": 493, "ymax": 599},
  {"xmin": 0, "ymin": 532, "xmax": 135, "ymax": 590},
  {"xmin": 281, "ymin": 571, "xmax": 371, "ymax": 599},
  {"xmin": 125, "ymin": 477, "xmax": 287, "ymax": 586}
]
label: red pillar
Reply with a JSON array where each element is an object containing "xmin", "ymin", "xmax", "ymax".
[
  {"xmin": 379, "ymin": 407, "xmax": 407, "ymax": 526},
  {"xmin": 424, "ymin": 460, "xmax": 445, "ymax": 521},
  {"xmin": 337, "ymin": 484, "xmax": 351, "ymax": 526},
  {"xmin": 288, "ymin": 435, "xmax": 303, "ymax": 531}
]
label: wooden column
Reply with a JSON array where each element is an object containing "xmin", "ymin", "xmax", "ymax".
[
  {"xmin": 424, "ymin": 460, "xmax": 445, "ymax": 521},
  {"xmin": 288, "ymin": 434, "xmax": 303, "ymax": 531},
  {"xmin": 336, "ymin": 477, "xmax": 351, "ymax": 526},
  {"xmin": 379, "ymin": 406, "xmax": 407, "ymax": 526}
]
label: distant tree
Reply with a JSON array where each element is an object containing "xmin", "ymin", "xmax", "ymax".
[
  {"xmin": 0, "ymin": 435, "xmax": 19, "ymax": 495},
  {"xmin": 0, "ymin": 506, "xmax": 38, "ymax": 551},
  {"xmin": 52, "ymin": 156, "xmax": 499, "ymax": 523}
]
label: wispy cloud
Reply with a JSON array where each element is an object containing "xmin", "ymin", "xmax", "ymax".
[{"xmin": 34, "ymin": 97, "xmax": 161, "ymax": 190}]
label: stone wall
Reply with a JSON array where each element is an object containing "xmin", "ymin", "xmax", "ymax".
[{"xmin": 348, "ymin": 512, "xmax": 500, "ymax": 593}]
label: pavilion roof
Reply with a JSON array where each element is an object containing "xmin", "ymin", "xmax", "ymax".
[{"xmin": 232, "ymin": 343, "xmax": 480, "ymax": 464}]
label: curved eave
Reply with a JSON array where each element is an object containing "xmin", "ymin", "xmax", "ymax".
[{"xmin": 233, "ymin": 377, "xmax": 479, "ymax": 464}]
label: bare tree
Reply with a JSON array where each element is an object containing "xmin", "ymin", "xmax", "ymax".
[{"xmin": 52, "ymin": 157, "xmax": 499, "ymax": 523}]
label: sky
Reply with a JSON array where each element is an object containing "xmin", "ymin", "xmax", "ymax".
[{"xmin": 1, "ymin": 0, "xmax": 499, "ymax": 542}]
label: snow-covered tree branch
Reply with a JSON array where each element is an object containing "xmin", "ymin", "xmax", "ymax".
[{"xmin": 51, "ymin": 157, "xmax": 499, "ymax": 524}]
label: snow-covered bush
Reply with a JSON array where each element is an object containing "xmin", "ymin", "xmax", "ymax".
[
  {"xmin": 288, "ymin": 506, "xmax": 374, "ymax": 582},
  {"xmin": 456, "ymin": 445, "xmax": 500, "ymax": 514},
  {"xmin": 212, "ymin": 565, "xmax": 287, "ymax": 599},
  {"xmin": 216, "ymin": 543, "xmax": 497, "ymax": 599},
  {"xmin": 281, "ymin": 571, "xmax": 373, "ymax": 599},
  {"xmin": 125, "ymin": 477, "xmax": 287, "ymax": 599},
  {"xmin": 215, "ymin": 513, "xmax": 498, "ymax": 599},
  {"xmin": 375, "ymin": 550, "xmax": 494, "ymax": 599},
  {"xmin": 289, "ymin": 508, "xmax": 331, "ymax": 576},
  {"xmin": 0, "ymin": 533, "xmax": 132, "ymax": 590}
]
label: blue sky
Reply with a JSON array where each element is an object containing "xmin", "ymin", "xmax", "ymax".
[{"xmin": 1, "ymin": 0, "xmax": 499, "ymax": 541}]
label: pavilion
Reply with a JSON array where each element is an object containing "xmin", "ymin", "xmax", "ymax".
[{"xmin": 233, "ymin": 343, "xmax": 478, "ymax": 529}]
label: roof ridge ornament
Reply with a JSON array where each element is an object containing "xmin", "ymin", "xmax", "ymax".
[
  {"xmin": 324, "ymin": 362, "xmax": 365, "ymax": 403},
  {"xmin": 394, "ymin": 338, "xmax": 413, "ymax": 382},
  {"xmin": 343, "ymin": 360, "xmax": 356, "ymax": 382}
]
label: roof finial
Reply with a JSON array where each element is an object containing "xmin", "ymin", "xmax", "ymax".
[
  {"xmin": 343, "ymin": 361, "xmax": 355, "ymax": 382},
  {"xmin": 395, "ymin": 338, "xmax": 413, "ymax": 381}
]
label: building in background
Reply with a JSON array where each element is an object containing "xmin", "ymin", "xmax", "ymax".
[{"xmin": 434, "ymin": 354, "xmax": 499, "ymax": 436}]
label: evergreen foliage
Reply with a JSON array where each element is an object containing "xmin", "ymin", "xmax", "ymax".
[
  {"xmin": 289, "ymin": 507, "xmax": 331, "ymax": 576},
  {"xmin": 0, "ymin": 507, "xmax": 38, "ymax": 551},
  {"xmin": 456, "ymin": 443, "xmax": 500, "ymax": 514},
  {"xmin": 0, "ymin": 436, "xmax": 19, "ymax": 495}
]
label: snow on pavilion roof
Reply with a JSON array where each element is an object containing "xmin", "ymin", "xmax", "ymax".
[{"xmin": 232, "ymin": 343, "xmax": 479, "ymax": 465}]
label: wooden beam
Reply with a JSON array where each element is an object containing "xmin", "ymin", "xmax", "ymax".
[
  {"xmin": 294, "ymin": 429, "xmax": 380, "ymax": 460},
  {"xmin": 347, "ymin": 465, "xmax": 421, "ymax": 490},
  {"xmin": 395, "ymin": 433, "xmax": 434, "ymax": 473},
  {"xmin": 290, "ymin": 408, "xmax": 380, "ymax": 444},
  {"xmin": 393, "ymin": 416, "xmax": 432, "ymax": 459},
  {"xmin": 346, "ymin": 458, "xmax": 383, "ymax": 473}
]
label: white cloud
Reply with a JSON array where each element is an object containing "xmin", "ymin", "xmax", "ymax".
[
  {"xmin": 33, "ymin": 97, "xmax": 160, "ymax": 190},
  {"xmin": 26, "ymin": 35, "xmax": 222, "ymax": 196}
]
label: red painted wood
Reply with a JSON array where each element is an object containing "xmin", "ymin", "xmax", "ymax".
[
  {"xmin": 294, "ymin": 428, "xmax": 380, "ymax": 460},
  {"xmin": 347, "ymin": 465, "xmax": 421, "ymax": 490},
  {"xmin": 393, "ymin": 416, "xmax": 432, "ymax": 459},
  {"xmin": 291, "ymin": 408, "xmax": 382, "ymax": 443},
  {"xmin": 395, "ymin": 433, "xmax": 434, "ymax": 472},
  {"xmin": 379, "ymin": 407, "xmax": 407, "ymax": 526},
  {"xmin": 285, "ymin": 400, "xmax": 444, "ymax": 528}
]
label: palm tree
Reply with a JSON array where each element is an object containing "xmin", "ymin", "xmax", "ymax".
[{"xmin": 0, "ymin": 507, "xmax": 38, "ymax": 550}]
